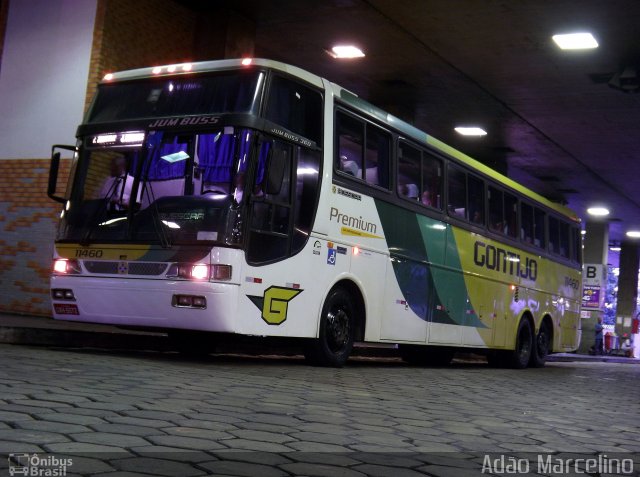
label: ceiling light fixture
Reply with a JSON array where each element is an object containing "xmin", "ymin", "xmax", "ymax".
[
  {"xmin": 626, "ymin": 231, "xmax": 640, "ymax": 239},
  {"xmin": 586, "ymin": 207, "xmax": 610, "ymax": 217},
  {"xmin": 455, "ymin": 127, "xmax": 487, "ymax": 136},
  {"xmin": 328, "ymin": 45, "xmax": 365, "ymax": 59},
  {"xmin": 609, "ymin": 246, "xmax": 622, "ymax": 252},
  {"xmin": 552, "ymin": 32, "xmax": 598, "ymax": 50}
]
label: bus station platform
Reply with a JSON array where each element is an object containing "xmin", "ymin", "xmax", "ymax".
[{"xmin": 1, "ymin": 312, "xmax": 638, "ymax": 364}]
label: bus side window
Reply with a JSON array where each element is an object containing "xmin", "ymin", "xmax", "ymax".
[
  {"xmin": 447, "ymin": 164, "xmax": 466, "ymax": 219},
  {"xmin": 365, "ymin": 124, "xmax": 390, "ymax": 188},
  {"xmin": 266, "ymin": 75, "xmax": 322, "ymax": 145},
  {"xmin": 572, "ymin": 226, "xmax": 582, "ymax": 263},
  {"xmin": 488, "ymin": 186, "xmax": 504, "ymax": 234},
  {"xmin": 534, "ymin": 207, "xmax": 546, "ymax": 249},
  {"xmin": 521, "ymin": 202, "xmax": 534, "ymax": 244},
  {"xmin": 423, "ymin": 153, "xmax": 442, "ymax": 209},
  {"xmin": 549, "ymin": 216, "xmax": 560, "ymax": 254},
  {"xmin": 467, "ymin": 174, "xmax": 485, "ymax": 226},
  {"xmin": 559, "ymin": 221, "xmax": 570, "ymax": 258},
  {"xmin": 398, "ymin": 142, "xmax": 421, "ymax": 201},
  {"xmin": 336, "ymin": 111, "xmax": 363, "ymax": 178},
  {"xmin": 504, "ymin": 192, "xmax": 518, "ymax": 238}
]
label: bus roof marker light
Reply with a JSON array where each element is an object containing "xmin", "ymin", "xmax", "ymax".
[
  {"xmin": 103, "ymin": 73, "xmax": 114, "ymax": 81},
  {"xmin": 455, "ymin": 127, "xmax": 487, "ymax": 136},
  {"xmin": 181, "ymin": 63, "xmax": 192, "ymax": 71},
  {"xmin": 552, "ymin": 32, "xmax": 598, "ymax": 50},
  {"xmin": 241, "ymin": 58, "xmax": 253, "ymax": 66},
  {"xmin": 152, "ymin": 66, "xmax": 162, "ymax": 74},
  {"xmin": 167, "ymin": 65, "xmax": 176, "ymax": 73},
  {"xmin": 586, "ymin": 207, "xmax": 609, "ymax": 217},
  {"xmin": 328, "ymin": 45, "xmax": 365, "ymax": 59}
]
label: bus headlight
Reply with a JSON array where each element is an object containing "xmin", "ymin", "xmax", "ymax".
[
  {"xmin": 166, "ymin": 263, "xmax": 232, "ymax": 281},
  {"xmin": 191, "ymin": 264, "xmax": 209, "ymax": 280},
  {"xmin": 53, "ymin": 259, "xmax": 81, "ymax": 274}
]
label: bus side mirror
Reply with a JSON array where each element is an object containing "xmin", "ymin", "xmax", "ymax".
[
  {"xmin": 48, "ymin": 145, "xmax": 76, "ymax": 203},
  {"xmin": 265, "ymin": 149, "xmax": 287, "ymax": 195}
]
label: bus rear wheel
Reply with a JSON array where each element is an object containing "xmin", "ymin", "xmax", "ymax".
[
  {"xmin": 304, "ymin": 287, "xmax": 355, "ymax": 367},
  {"xmin": 529, "ymin": 321, "xmax": 551, "ymax": 368},
  {"xmin": 507, "ymin": 319, "xmax": 533, "ymax": 369}
]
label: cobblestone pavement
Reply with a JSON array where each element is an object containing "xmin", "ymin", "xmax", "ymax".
[{"xmin": 0, "ymin": 344, "xmax": 639, "ymax": 476}]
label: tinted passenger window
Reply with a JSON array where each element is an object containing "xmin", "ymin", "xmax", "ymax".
[
  {"xmin": 398, "ymin": 142, "xmax": 442, "ymax": 208},
  {"xmin": 489, "ymin": 187, "xmax": 504, "ymax": 234},
  {"xmin": 549, "ymin": 217, "xmax": 559, "ymax": 254},
  {"xmin": 336, "ymin": 112, "xmax": 363, "ymax": 177},
  {"xmin": 447, "ymin": 165, "xmax": 466, "ymax": 219},
  {"xmin": 266, "ymin": 75, "xmax": 322, "ymax": 144},
  {"xmin": 467, "ymin": 175, "xmax": 484, "ymax": 225},
  {"xmin": 521, "ymin": 202, "xmax": 534, "ymax": 244},
  {"xmin": 398, "ymin": 143, "xmax": 421, "ymax": 201},
  {"xmin": 534, "ymin": 207, "xmax": 546, "ymax": 249},
  {"xmin": 559, "ymin": 221, "xmax": 570, "ymax": 258},
  {"xmin": 572, "ymin": 227, "xmax": 582, "ymax": 263},
  {"xmin": 422, "ymin": 153, "xmax": 442, "ymax": 208},
  {"xmin": 336, "ymin": 110, "xmax": 390, "ymax": 189},
  {"xmin": 365, "ymin": 125, "xmax": 390, "ymax": 188},
  {"xmin": 504, "ymin": 193, "xmax": 518, "ymax": 238}
]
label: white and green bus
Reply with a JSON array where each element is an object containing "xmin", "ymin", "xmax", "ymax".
[{"xmin": 48, "ymin": 58, "xmax": 582, "ymax": 367}]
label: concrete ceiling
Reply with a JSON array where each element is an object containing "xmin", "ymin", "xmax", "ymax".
[{"xmin": 200, "ymin": 0, "xmax": 640, "ymax": 246}]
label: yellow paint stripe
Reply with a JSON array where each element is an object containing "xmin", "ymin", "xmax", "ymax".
[
  {"xmin": 56, "ymin": 243, "xmax": 150, "ymax": 260},
  {"xmin": 341, "ymin": 227, "xmax": 383, "ymax": 239}
]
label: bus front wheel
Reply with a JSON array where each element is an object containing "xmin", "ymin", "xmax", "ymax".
[
  {"xmin": 304, "ymin": 287, "xmax": 355, "ymax": 367},
  {"xmin": 507, "ymin": 318, "xmax": 533, "ymax": 369}
]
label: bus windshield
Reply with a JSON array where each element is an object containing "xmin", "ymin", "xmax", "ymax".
[
  {"xmin": 88, "ymin": 71, "xmax": 265, "ymax": 123},
  {"xmin": 58, "ymin": 128, "xmax": 268, "ymax": 247}
]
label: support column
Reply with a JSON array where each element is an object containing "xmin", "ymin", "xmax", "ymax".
[
  {"xmin": 577, "ymin": 221, "xmax": 609, "ymax": 354},
  {"xmin": 615, "ymin": 241, "xmax": 639, "ymax": 345}
]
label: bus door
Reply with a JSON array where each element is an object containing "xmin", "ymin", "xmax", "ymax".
[{"xmin": 237, "ymin": 135, "xmax": 323, "ymax": 337}]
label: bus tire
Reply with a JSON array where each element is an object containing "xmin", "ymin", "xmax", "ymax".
[
  {"xmin": 304, "ymin": 287, "xmax": 355, "ymax": 367},
  {"xmin": 507, "ymin": 318, "xmax": 533, "ymax": 369},
  {"xmin": 529, "ymin": 321, "xmax": 551, "ymax": 368}
]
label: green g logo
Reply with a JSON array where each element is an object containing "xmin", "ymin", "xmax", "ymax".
[{"xmin": 248, "ymin": 286, "xmax": 303, "ymax": 325}]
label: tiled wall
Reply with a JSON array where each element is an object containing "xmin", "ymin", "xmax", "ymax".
[{"xmin": 0, "ymin": 159, "xmax": 71, "ymax": 315}]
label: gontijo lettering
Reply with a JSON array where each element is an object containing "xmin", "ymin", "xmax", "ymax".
[
  {"xmin": 329, "ymin": 207, "xmax": 377, "ymax": 235},
  {"xmin": 474, "ymin": 241, "xmax": 538, "ymax": 281}
]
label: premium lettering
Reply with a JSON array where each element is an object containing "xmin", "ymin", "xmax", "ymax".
[{"xmin": 329, "ymin": 207, "xmax": 377, "ymax": 234}]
